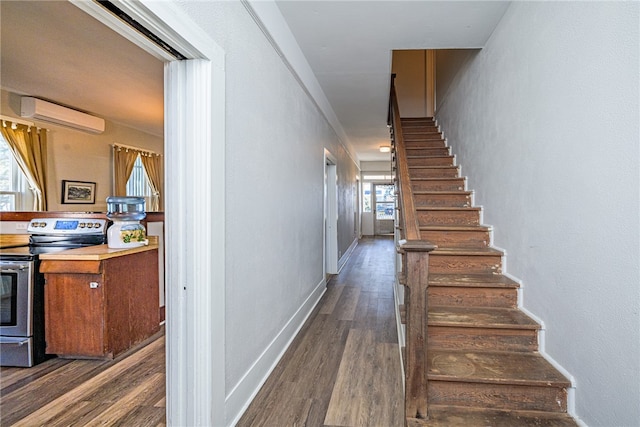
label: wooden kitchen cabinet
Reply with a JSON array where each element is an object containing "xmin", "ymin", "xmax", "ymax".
[{"xmin": 41, "ymin": 246, "xmax": 159, "ymax": 359}]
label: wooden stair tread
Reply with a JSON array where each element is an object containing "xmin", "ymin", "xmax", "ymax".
[
  {"xmin": 429, "ymin": 273, "xmax": 520, "ymax": 288},
  {"xmin": 428, "ymin": 306, "xmax": 539, "ymax": 329},
  {"xmin": 407, "ymin": 155, "xmax": 454, "ymax": 159},
  {"xmin": 413, "ymin": 190, "xmax": 472, "ymax": 195},
  {"xmin": 406, "ymin": 147, "xmax": 450, "ymax": 151},
  {"xmin": 409, "ymin": 165, "xmax": 459, "ymax": 170},
  {"xmin": 419, "ymin": 225, "xmax": 490, "ymax": 232},
  {"xmin": 411, "ymin": 177, "xmax": 464, "ymax": 181},
  {"xmin": 408, "ymin": 406, "xmax": 578, "ymax": 427},
  {"xmin": 431, "ymin": 247, "xmax": 503, "ymax": 256},
  {"xmin": 416, "ymin": 206, "xmax": 480, "ymax": 212},
  {"xmin": 428, "ymin": 349, "xmax": 571, "ymax": 387}
]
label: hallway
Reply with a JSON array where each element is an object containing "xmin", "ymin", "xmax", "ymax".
[{"xmin": 238, "ymin": 236, "xmax": 404, "ymax": 426}]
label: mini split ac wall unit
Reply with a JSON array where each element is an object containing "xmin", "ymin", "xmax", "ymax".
[{"xmin": 20, "ymin": 97, "xmax": 105, "ymax": 134}]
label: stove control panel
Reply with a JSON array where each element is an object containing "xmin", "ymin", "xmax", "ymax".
[{"xmin": 27, "ymin": 218, "xmax": 108, "ymax": 235}]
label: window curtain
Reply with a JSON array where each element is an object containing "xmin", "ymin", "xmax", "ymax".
[
  {"xmin": 140, "ymin": 152, "xmax": 163, "ymax": 211},
  {"xmin": 113, "ymin": 146, "xmax": 139, "ymax": 196},
  {"xmin": 0, "ymin": 121, "xmax": 48, "ymax": 210}
]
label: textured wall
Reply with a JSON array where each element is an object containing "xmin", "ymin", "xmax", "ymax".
[
  {"xmin": 175, "ymin": 2, "xmax": 359, "ymax": 423},
  {"xmin": 436, "ymin": 2, "xmax": 639, "ymax": 425}
]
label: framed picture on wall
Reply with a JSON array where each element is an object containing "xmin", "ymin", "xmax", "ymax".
[{"xmin": 61, "ymin": 180, "xmax": 96, "ymax": 204}]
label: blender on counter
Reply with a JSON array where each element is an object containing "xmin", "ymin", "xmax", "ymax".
[{"xmin": 106, "ymin": 196, "xmax": 148, "ymax": 248}]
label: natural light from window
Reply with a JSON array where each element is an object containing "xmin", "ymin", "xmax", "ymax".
[
  {"xmin": 0, "ymin": 134, "xmax": 26, "ymax": 211},
  {"xmin": 126, "ymin": 154, "xmax": 153, "ymax": 207}
]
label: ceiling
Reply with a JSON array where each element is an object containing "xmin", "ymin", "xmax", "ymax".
[
  {"xmin": 0, "ymin": 1, "xmax": 164, "ymax": 137},
  {"xmin": 0, "ymin": 1, "xmax": 509, "ymax": 162}
]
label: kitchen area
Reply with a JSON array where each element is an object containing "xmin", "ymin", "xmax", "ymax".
[
  {"xmin": 0, "ymin": 207, "xmax": 166, "ymax": 425},
  {"xmin": 1, "ymin": 0, "xmax": 166, "ymax": 367},
  {"xmin": 1, "ymin": 205, "xmax": 165, "ymax": 366}
]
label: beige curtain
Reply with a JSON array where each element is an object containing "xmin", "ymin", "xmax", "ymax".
[
  {"xmin": 140, "ymin": 152, "xmax": 163, "ymax": 211},
  {"xmin": 113, "ymin": 146, "xmax": 139, "ymax": 196},
  {"xmin": 0, "ymin": 121, "xmax": 48, "ymax": 210}
]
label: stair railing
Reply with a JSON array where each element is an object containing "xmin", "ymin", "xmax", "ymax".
[{"xmin": 388, "ymin": 74, "xmax": 436, "ymax": 423}]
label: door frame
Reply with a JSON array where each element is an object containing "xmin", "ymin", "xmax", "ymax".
[
  {"xmin": 372, "ymin": 182, "xmax": 395, "ymax": 235},
  {"xmin": 324, "ymin": 149, "xmax": 338, "ymax": 275},
  {"xmin": 70, "ymin": 2, "xmax": 226, "ymax": 425}
]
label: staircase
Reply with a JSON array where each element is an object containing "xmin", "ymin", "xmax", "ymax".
[{"xmin": 396, "ymin": 117, "xmax": 578, "ymax": 427}]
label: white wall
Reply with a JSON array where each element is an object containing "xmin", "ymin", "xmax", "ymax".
[
  {"xmin": 174, "ymin": 2, "xmax": 359, "ymax": 424},
  {"xmin": 436, "ymin": 3, "xmax": 639, "ymax": 426}
]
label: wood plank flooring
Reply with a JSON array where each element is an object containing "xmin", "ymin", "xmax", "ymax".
[
  {"xmin": 238, "ymin": 235, "xmax": 404, "ymax": 427},
  {"xmin": 0, "ymin": 331, "xmax": 166, "ymax": 426},
  {"xmin": 1, "ymin": 236, "xmax": 401, "ymax": 426}
]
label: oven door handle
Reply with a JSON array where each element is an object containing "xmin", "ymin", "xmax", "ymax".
[
  {"xmin": 1, "ymin": 269, "xmax": 19, "ymax": 274},
  {"xmin": 0, "ymin": 337, "xmax": 30, "ymax": 346}
]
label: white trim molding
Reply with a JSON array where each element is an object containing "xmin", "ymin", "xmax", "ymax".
[
  {"xmin": 226, "ymin": 278, "xmax": 327, "ymax": 425},
  {"xmin": 69, "ymin": 2, "xmax": 227, "ymax": 426}
]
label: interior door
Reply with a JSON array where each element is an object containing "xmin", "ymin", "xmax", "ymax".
[{"xmin": 373, "ymin": 184, "xmax": 395, "ymax": 235}]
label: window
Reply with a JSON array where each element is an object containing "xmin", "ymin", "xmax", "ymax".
[
  {"xmin": 126, "ymin": 154, "xmax": 153, "ymax": 205},
  {"xmin": 362, "ymin": 174, "xmax": 393, "ymax": 181},
  {"xmin": 0, "ymin": 135, "xmax": 27, "ymax": 211},
  {"xmin": 375, "ymin": 184, "xmax": 395, "ymax": 220},
  {"xmin": 362, "ymin": 182, "xmax": 371, "ymax": 212}
]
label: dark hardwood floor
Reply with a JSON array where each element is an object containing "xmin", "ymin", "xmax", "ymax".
[{"xmin": 1, "ymin": 236, "xmax": 402, "ymax": 426}]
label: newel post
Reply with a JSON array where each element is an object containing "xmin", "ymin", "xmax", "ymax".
[{"xmin": 399, "ymin": 239, "xmax": 436, "ymax": 422}]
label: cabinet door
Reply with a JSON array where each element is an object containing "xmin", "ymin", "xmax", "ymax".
[
  {"xmin": 45, "ymin": 273, "xmax": 105, "ymax": 357},
  {"xmin": 104, "ymin": 250, "xmax": 159, "ymax": 351}
]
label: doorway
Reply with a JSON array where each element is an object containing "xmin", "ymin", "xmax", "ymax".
[
  {"xmin": 71, "ymin": 3, "xmax": 227, "ymax": 426},
  {"xmin": 373, "ymin": 183, "xmax": 395, "ymax": 235},
  {"xmin": 324, "ymin": 150, "xmax": 338, "ymax": 276}
]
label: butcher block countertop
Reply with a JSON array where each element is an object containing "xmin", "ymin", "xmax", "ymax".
[
  {"xmin": 39, "ymin": 236, "xmax": 159, "ymax": 261},
  {"xmin": 0, "ymin": 234, "xmax": 30, "ymax": 248}
]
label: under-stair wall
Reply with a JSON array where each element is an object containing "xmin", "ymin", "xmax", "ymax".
[{"xmin": 433, "ymin": 3, "xmax": 639, "ymax": 425}]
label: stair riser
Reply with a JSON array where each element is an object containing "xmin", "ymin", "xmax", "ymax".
[
  {"xmin": 404, "ymin": 139, "xmax": 446, "ymax": 149},
  {"xmin": 414, "ymin": 194, "xmax": 471, "ymax": 208},
  {"xmin": 403, "ymin": 129, "xmax": 441, "ymax": 135},
  {"xmin": 428, "ymin": 382, "xmax": 568, "ymax": 413},
  {"xmin": 402, "ymin": 120, "xmax": 437, "ymax": 130},
  {"xmin": 429, "ymin": 254, "xmax": 502, "ymax": 274},
  {"xmin": 403, "ymin": 137, "xmax": 444, "ymax": 145},
  {"xmin": 401, "ymin": 119, "xmax": 435, "ymax": 125},
  {"xmin": 428, "ymin": 286, "xmax": 517, "ymax": 309},
  {"xmin": 420, "ymin": 230, "xmax": 490, "ymax": 248},
  {"xmin": 416, "ymin": 210, "xmax": 480, "ymax": 226},
  {"xmin": 407, "ymin": 157, "xmax": 455, "ymax": 167},
  {"xmin": 406, "ymin": 147, "xmax": 450, "ymax": 157},
  {"xmin": 409, "ymin": 168, "xmax": 459, "ymax": 178},
  {"xmin": 402, "ymin": 125, "xmax": 438, "ymax": 131},
  {"xmin": 412, "ymin": 179, "xmax": 465, "ymax": 192},
  {"xmin": 428, "ymin": 327, "xmax": 538, "ymax": 353}
]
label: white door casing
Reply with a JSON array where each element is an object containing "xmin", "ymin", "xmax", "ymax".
[
  {"xmin": 70, "ymin": 1, "xmax": 226, "ymax": 425},
  {"xmin": 324, "ymin": 149, "xmax": 338, "ymax": 275}
]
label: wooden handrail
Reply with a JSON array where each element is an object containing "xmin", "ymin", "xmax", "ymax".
[
  {"xmin": 390, "ymin": 76, "xmax": 422, "ymax": 242},
  {"xmin": 389, "ymin": 74, "xmax": 436, "ymax": 422}
]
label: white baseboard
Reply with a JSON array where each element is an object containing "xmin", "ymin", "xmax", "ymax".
[
  {"xmin": 337, "ymin": 238, "xmax": 358, "ymax": 273},
  {"xmin": 225, "ymin": 278, "xmax": 327, "ymax": 426},
  {"xmin": 499, "ymin": 270, "xmax": 580, "ymax": 422}
]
